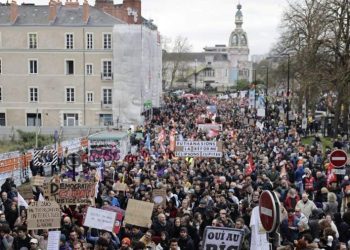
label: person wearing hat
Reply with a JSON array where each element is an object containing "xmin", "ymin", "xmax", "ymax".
[
  {"xmin": 178, "ymin": 227, "xmax": 194, "ymax": 250},
  {"xmin": 30, "ymin": 238, "xmax": 42, "ymax": 250},
  {"xmin": 120, "ymin": 237, "xmax": 131, "ymax": 250}
]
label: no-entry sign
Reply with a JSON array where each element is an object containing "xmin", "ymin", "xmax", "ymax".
[
  {"xmin": 259, "ymin": 191, "xmax": 280, "ymax": 233},
  {"xmin": 330, "ymin": 150, "xmax": 348, "ymax": 168}
]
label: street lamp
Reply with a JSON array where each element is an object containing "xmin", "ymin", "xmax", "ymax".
[
  {"xmin": 261, "ymin": 65, "xmax": 269, "ymax": 116},
  {"xmin": 194, "ymin": 59, "xmax": 198, "ymax": 92},
  {"xmin": 267, "ymin": 54, "xmax": 291, "ymax": 126}
]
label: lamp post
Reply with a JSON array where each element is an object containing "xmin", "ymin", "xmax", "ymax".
[
  {"xmin": 267, "ymin": 54, "xmax": 291, "ymax": 126},
  {"xmin": 194, "ymin": 59, "xmax": 198, "ymax": 92},
  {"xmin": 261, "ymin": 66, "xmax": 269, "ymax": 116}
]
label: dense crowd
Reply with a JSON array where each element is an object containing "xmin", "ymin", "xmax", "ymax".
[{"xmin": 0, "ymin": 93, "xmax": 349, "ymax": 250}]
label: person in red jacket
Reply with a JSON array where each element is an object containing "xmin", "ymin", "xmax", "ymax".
[
  {"xmin": 284, "ymin": 188, "xmax": 300, "ymax": 211},
  {"xmin": 303, "ymin": 168, "xmax": 315, "ymax": 198}
]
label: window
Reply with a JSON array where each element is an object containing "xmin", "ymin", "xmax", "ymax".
[
  {"xmin": 28, "ymin": 33, "xmax": 37, "ymax": 49},
  {"xmin": 86, "ymin": 33, "xmax": 93, "ymax": 49},
  {"xmin": 204, "ymin": 69, "xmax": 215, "ymax": 77},
  {"xmin": 65, "ymin": 33, "xmax": 74, "ymax": 49},
  {"xmin": 0, "ymin": 113, "xmax": 5, "ymax": 126},
  {"xmin": 63, "ymin": 113, "xmax": 79, "ymax": 126},
  {"xmin": 103, "ymin": 33, "xmax": 112, "ymax": 49},
  {"xmin": 27, "ymin": 113, "xmax": 41, "ymax": 126},
  {"xmin": 86, "ymin": 64, "xmax": 93, "ymax": 75},
  {"xmin": 0, "ymin": 87, "xmax": 2, "ymax": 102},
  {"xmin": 65, "ymin": 60, "xmax": 74, "ymax": 75},
  {"xmin": 99, "ymin": 114, "xmax": 113, "ymax": 126},
  {"xmin": 102, "ymin": 60, "xmax": 112, "ymax": 79},
  {"xmin": 0, "ymin": 59, "xmax": 2, "ymax": 74},
  {"xmin": 29, "ymin": 87, "xmax": 38, "ymax": 102},
  {"xmin": 87, "ymin": 92, "xmax": 93, "ymax": 103},
  {"xmin": 66, "ymin": 88, "xmax": 75, "ymax": 102},
  {"xmin": 29, "ymin": 59, "xmax": 38, "ymax": 74},
  {"xmin": 102, "ymin": 88, "xmax": 112, "ymax": 105}
]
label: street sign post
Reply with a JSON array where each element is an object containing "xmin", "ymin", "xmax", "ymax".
[
  {"xmin": 66, "ymin": 153, "xmax": 81, "ymax": 181},
  {"xmin": 259, "ymin": 190, "xmax": 281, "ymax": 249},
  {"xmin": 330, "ymin": 150, "xmax": 348, "ymax": 168}
]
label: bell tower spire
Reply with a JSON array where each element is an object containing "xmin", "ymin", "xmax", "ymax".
[{"xmin": 235, "ymin": 1, "xmax": 243, "ymax": 29}]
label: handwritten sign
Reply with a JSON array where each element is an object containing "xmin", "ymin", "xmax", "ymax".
[
  {"xmin": 124, "ymin": 199, "xmax": 153, "ymax": 228},
  {"xmin": 17, "ymin": 184, "xmax": 34, "ymax": 200},
  {"xmin": 31, "ymin": 176, "xmax": 45, "ymax": 186},
  {"xmin": 152, "ymin": 189, "xmax": 167, "ymax": 206},
  {"xmin": 102, "ymin": 205, "xmax": 125, "ymax": 234},
  {"xmin": 175, "ymin": 141, "xmax": 223, "ymax": 158},
  {"xmin": 114, "ymin": 182, "xmax": 127, "ymax": 192},
  {"xmin": 50, "ymin": 182, "xmax": 95, "ymax": 205},
  {"xmin": 84, "ymin": 207, "xmax": 117, "ymax": 232},
  {"xmin": 27, "ymin": 201, "xmax": 61, "ymax": 230},
  {"xmin": 47, "ymin": 231, "xmax": 61, "ymax": 250}
]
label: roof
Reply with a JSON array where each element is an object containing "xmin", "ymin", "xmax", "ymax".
[
  {"xmin": 163, "ymin": 52, "xmax": 229, "ymax": 62},
  {"xmin": 0, "ymin": 4, "xmax": 124, "ymax": 26},
  {"xmin": 88, "ymin": 130, "xmax": 128, "ymax": 141}
]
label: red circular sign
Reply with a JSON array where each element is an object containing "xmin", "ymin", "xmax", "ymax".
[
  {"xmin": 259, "ymin": 191, "xmax": 277, "ymax": 233},
  {"xmin": 330, "ymin": 150, "xmax": 348, "ymax": 168}
]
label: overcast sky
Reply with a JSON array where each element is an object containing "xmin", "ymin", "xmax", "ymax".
[
  {"xmin": 7, "ymin": 0, "xmax": 288, "ymax": 55},
  {"xmin": 141, "ymin": 0, "xmax": 288, "ymax": 55}
]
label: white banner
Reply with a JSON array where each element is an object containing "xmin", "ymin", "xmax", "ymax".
[
  {"xmin": 47, "ymin": 231, "xmax": 61, "ymax": 250},
  {"xmin": 197, "ymin": 124, "xmax": 223, "ymax": 132},
  {"xmin": 203, "ymin": 227, "xmax": 244, "ymax": 250},
  {"xmin": 84, "ymin": 207, "xmax": 117, "ymax": 232}
]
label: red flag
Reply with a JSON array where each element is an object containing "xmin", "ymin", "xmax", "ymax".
[
  {"xmin": 245, "ymin": 152, "xmax": 255, "ymax": 175},
  {"xmin": 326, "ymin": 162, "xmax": 337, "ymax": 186},
  {"xmin": 169, "ymin": 129, "xmax": 176, "ymax": 152}
]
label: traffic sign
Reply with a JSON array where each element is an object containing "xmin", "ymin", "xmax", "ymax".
[
  {"xmin": 330, "ymin": 150, "xmax": 348, "ymax": 168},
  {"xmin": 66, "ymin": 153, "xmax": 81, "ymax": 167},
  {"xmin": 259, "ymin": 191, "xmax": 280, "ymax": 233}
]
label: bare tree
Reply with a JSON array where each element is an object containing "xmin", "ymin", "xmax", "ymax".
[{"xmin": 162, "ymin": 36, "xmax": 192, "ymax": 89}]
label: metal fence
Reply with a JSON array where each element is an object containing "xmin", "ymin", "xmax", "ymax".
[{"xmin": 0, "ymin": 126, "xmax": 108, "ymax": 141}]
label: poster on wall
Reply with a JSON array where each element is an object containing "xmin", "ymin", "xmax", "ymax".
[{"xmin": 88, "ymin": 140, "xmax": 121, "ymax": 163}]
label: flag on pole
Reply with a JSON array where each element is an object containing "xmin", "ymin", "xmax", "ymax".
[
  {"xmin": 145, "ymin": 133, "xmax": 151, "ymax": 150},
  {"xmin": 17, "ymin": 193, "xmax": 29, "ymax": 208}
]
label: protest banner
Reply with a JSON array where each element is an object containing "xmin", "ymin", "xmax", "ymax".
[
  {"xmin": 114, "ymin": 182, "xmax": 127, "ymax": 192},
  {"xmin": 152, "ymin": 188, "xmax": 167, "ymax": 207},
  {"xmin": 197, "ymin": 124, "xmax": 223, "ymax": 132},
  {"xmin": 84, "ymin": 207, "xmax": 117, "ymax": 232},
  {"xmin": 102, "ymin": 205, "xmax": 125, "ymax": 234},
  {"xmin": 31, "ymin": 176, "xmax": 45, "ymax": 186},
  {"xmin": 47, "ymin": 231, "xmax": 61, "ymax": 250},
  {"xmin": 27, "ymin": 201, "xmax": 61, "ymax": 230},
  {"xmin": 202, "ymin": 226, "xmax": 245, "ymax": 250},
  {"xmin": 175, "ymin": 141, "xmax": 223, "ymax": 158},
  {"xmin": 50, "ymin": 182, "xmax": 95, "ymax": 205},
  {"xmin": 124, "ymin": 199, "xmax": 153, "ymax": 228},
  {"xmin": 17, "ymin": 184, "xmax": 34, "ymax": 200}
]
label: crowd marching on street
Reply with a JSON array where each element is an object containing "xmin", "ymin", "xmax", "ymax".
[{"xmin": 0, "ymin": 92, "xmax": 350, "ymax": 250}]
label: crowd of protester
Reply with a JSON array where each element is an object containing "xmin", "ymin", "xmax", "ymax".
[{"xmin": 0, "ymin": 93, "xmax": 349, "ymax": 250}]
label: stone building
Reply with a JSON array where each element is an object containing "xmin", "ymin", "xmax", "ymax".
[
  {"xmin": 0, "ymin": 0, "xmax": 161, "ymax": 127},
  {"xmin": 163, "ymin": 2, "xmax": 252, "ymax": 90}
]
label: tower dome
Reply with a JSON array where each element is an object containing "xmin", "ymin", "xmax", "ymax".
[{"xmin": 229, "ymin": 1, "xmax": 248, "ymax": 48}]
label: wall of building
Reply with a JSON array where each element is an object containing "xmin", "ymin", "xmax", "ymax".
[{"xmin": 0, "ymin": 26, "xmax": 114, "ymax": 127}]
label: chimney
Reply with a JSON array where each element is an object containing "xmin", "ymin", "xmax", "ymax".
[
  {"xmin": 123, "ymin": 0, "xmax": 141, "ymax": 24},
  {"xmin": 83, "ymin": 0, "xmax": 89, "ymax": 24},
  {"xmin": 10, "ymin": 0, "xmax": 18, "ymax": 23},
  {"xmin": 48, "ymin": 0, "xmax": 57, "ymax": 22}
]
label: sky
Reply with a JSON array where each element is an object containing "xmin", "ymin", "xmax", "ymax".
[{"xmin": 6, "ymin": 0, "xmax": 288, "ymax": 56}]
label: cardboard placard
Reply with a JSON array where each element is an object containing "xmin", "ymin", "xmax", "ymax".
[
  {"xmin": 47, "ymin": 231, "xmax": 61, "ymax": 250},
  {"xmin": 50, "ymin": 182, "xmax": 95, "ymax": 205},
  {"xmin": 152, "ymin": 189, "xmax": 167, "ymax": 206},
  {"xmin": 27, "ymin": 201, "xmax": 61, "ymax": 230},
  {"xmin": 124, "ymin": 199, "xmax": 154, "ymax": 228},
  {"xmin": 114, "ymin": 182, "xmax": 127, "ymax": 192},
  {"xmin": 197, "ymin": 124, "xmax": 223, "ymax": 132},
  {"xmin": 31, "ymin": 176, "xmax": 45, "ymax": 186},
  {"xmin": 17, "ymin": 184, "xmax": 34, "ymax": 200},
  {"xmin": 175, "ymin": 141, "xmax": 223, "ymax": 158},
  {"xmin": 84, "ymin": 207, "xmax": 117, "ymax": 232},
  {"xmin": 203, "ymin": 227, "xmax": 244, "ymax": 250}
]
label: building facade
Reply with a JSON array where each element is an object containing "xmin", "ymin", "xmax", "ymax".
[
  {"xmin": 0, "ymin": 0, "xmax": 161, "ymax": 127},
  {"xmin": 163, "ymin": 2, "xmax": 253, "ymax": 90}
]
